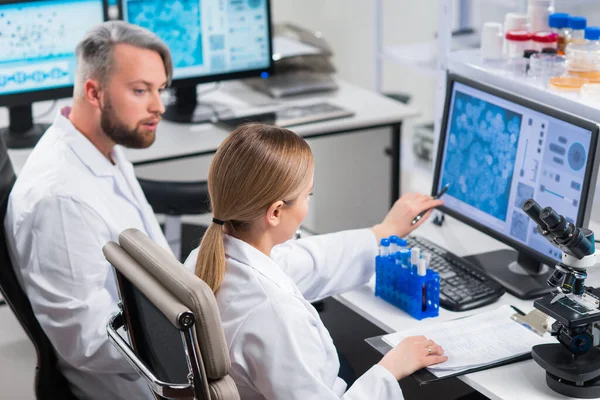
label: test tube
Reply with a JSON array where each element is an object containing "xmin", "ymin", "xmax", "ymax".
[
  {"xmin": 397, "ymin": 238, "xmax": 408, "ymax": 247},
  {"xmin": 389, "ymin": 236, "xmax": 400, "ymax": 254},
  {"xmin": 417, "ymin": 259, "xmax": 427, "ymax": 276},
  {"xmin": 422, "ymin": 251, "xmax": 433, "ymax": 269},
  {"xmin": 379, "ymin": 238, "xmax": 390, "ymax": 257},
  {"xmin": 411, "ymin": 247, "xmax": 421, "ymax": 266}
]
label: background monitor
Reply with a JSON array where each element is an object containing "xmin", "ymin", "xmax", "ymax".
[
  {"xmin": 0, "ymin": 0, "xmax": 108, "ymax": 149},
  {"xmin": 119, "ymin": 0, "xmax": 274, "ymax": 123},
  {"xmin": 433, "ymin": 73, "xmax": 600, "ymax": 299}
]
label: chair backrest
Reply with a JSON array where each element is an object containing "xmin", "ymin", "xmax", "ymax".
[
  {"xmin": 104, "ymin": 228, "xmax": 239, "ymax": 400},
  {"xmin": 0, "ymin": 137, "xmax": 77, "ymax": 399}
]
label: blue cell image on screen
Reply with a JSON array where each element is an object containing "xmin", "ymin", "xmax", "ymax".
[
  {"xmin": 126, "ymin": 0, "xmax": 203, "ymax": 69},
  {"xmin": 441, "ymin": 91, "xmax": 522, "ymax": 222}
]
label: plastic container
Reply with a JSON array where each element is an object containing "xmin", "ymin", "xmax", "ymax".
[
  {"xmin": 568, "ymin": 16, "xmax": 587, "ymax": 45},
  {"xmin": 528, "ymin": 0, "xmax": 555, "ymax": 33},
  {"xmin": 504, "ymin": 13, "xmax": 529, "ymax": 56},
  {"xmin": 565, "ymin": 27, "xmax": 600, "ymax": 83},
  {"xmin": 548, "ymin": 75, "xmax": 588, "ymax": 92},
  {"xmin": 527, "ymin": 53, "xmax": 566, "ymax": 86},
  {"xmin": 532, "ymin": 31, "xmax": 558, "ymax": 52},
  {"xmin": 549, "ymin": 13, "xmax": 571, "ymax": 55},
  {"xmin": 481, "ymin": 22, "xmax": 504, "ymax": 60},
  {"xmin": 375, "ymin": 250, "xmax": 440, "ymax": 320},
  {"xmin": 506, "ymin": 30, "xmax": 533, "ymax": 58}
]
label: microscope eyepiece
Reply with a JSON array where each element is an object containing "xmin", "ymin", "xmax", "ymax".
[
  {"xmin": 522, "ymin": 199, "xmax": 595, "ymax": 259},
  {"xmin": 523, "ymin": 199, "xmax": 546, "ymax": 228},
  {"xmin": 541, "ymin": 207, "xmax": 562, "ymax": 228}
]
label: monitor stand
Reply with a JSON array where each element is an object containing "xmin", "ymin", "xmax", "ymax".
[
  {"xmin": 1, "ymin": 105, "xmax": 49, "ymax": 149},
  {"xmin": 162, "ymin": 86, "xmax": 232, "ymax": 124},
  {"xmin": 464, "ymin": 250, "xmax": 554, "ymax": 300}
]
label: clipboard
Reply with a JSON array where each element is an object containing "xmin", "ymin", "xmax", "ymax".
[
  {"xmin": 364, "ymin": 305, "xmax": 554, "ymax": 384},
  {"xmin": 364, "ymin": 334, "xmax": 532, "ymax": 384}
]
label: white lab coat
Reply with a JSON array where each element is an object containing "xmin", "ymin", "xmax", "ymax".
[
  {"xmin": 184, "ymin": 229, "xmax": 404, "ymax": 399},
  {"xmin": 4, "ymin": 110, "xmax": 168, "ymax": 400}
]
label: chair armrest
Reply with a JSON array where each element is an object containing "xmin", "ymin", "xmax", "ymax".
[{"xmin": 107, "ymin": 313, "xmax": 195, "ymax": 399}]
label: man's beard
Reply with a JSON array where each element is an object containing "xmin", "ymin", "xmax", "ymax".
[{"xmin": 100, "ymin": 96, "xmax": 157, "ymax": 149}]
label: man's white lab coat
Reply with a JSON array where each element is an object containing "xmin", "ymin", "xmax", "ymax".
[
  {"xmin": 185, "ymin": 229, "xmax": 404, "ymax": 399},
  {"xmin": 4, "ymin": 110, "xmax": 167, "ymax": 400}
]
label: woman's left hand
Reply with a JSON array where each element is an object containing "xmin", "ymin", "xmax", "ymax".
[{"xmin": 372, "ymin": 192, "xmax": 443, "ymax": 241}]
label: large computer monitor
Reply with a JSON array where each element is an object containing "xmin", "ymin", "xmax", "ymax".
[
  {"xmin": 0, "ymin": 0, "xmax": 108, "ymax": 149},
  {"xmin": 119, "ymin": 0, "xmax": 273, "ymax": 123},
  {"xmin": 433, "ymin": 74, "xmax": 600, "ymax": 300}
]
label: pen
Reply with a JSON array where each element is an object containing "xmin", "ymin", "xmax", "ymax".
[
  {"xmin": 510, "ymin": 305, "xmax": 525, "ymax": 316},
  {"xmin": 411, "ymin": 183, "xmax": 451, "ymax": 226}
]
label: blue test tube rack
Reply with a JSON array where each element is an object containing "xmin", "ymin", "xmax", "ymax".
[{"xmin": 375, "ymin": 237, "xmax": 440, "ymax": 320}]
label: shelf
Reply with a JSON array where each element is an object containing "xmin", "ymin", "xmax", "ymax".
[
  {"xmin": 447, "ymin": 48, "xmax": 600, "ymax": 121},
  {"xmin": 382, "ymin": 33, "xmax": 480, "ymax": 76}
]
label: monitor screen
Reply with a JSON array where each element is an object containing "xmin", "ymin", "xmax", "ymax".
[
  {"xmin": 120, "ymin": 0, "xmax": 272, "ymax": 82},
  {"xmin": 434, "ymin": 75, "xmax": 599, "ymax": 265},
  {"xmin": 0, "ymin": 0, "xmax": 107, "ymax": 98}
]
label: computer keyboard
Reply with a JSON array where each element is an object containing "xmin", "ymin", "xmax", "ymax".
[{"xmin": 406, "ymin": 236, "xmax": 506, "ymax": 312}]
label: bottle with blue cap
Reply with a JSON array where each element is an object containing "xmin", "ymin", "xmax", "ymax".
[
  {"xmin": 549, "ymin": 13, "xmax": 571, "ymax": 55},
  {"xmin": 565, "ymin": 26, "xmax": 600, "ymax": 80},
  {"xmin": 568, "ymin": 16, "xmax": 587, "ymax": 45}
]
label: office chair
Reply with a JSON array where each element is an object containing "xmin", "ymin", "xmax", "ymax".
[
  {"xmin": 104, "ymin": 228, "xmax": 239, "ymax": 400},
  {"xmin": 138, "ymin": 178, "xmax": 210, "ymax": 261},
  {"xmin": 0, "ymin": 137, "xmax": 78, "ymax": 399}
]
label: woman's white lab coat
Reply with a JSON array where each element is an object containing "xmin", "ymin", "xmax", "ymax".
[{"xmin": 185, "ymin": 229, "xmax": 403, "ymax": 399}]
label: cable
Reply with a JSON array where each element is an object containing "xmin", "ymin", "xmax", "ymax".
[{"xmin": 34, "ymin": 100, "xmax": 58, "ymax": 119}]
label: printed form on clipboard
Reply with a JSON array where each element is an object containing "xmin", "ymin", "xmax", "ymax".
[{"xmin": 382, "ymin": 305, "xmax": 557, "ymax": 378}]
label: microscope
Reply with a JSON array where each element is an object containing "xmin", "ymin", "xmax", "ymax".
[{"xmin": 522, "ymin": 199, "xmax": 600, "ymax": 398}]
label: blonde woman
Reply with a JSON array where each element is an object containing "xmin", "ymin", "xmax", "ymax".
[{"xmin": 185, "ymin": 124, "xmax": 447, "ymax": 399}]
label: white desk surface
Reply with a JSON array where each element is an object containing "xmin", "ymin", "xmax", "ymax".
[
  {"xmin": 336, "ymin": 208, "xmax": 600, "ymax": 400},
  {"xmin": 6, "ymin": 79, "xmax": 418, "ymax": 173}
]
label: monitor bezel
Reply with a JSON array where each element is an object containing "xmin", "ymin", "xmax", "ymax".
[
  {"xmin": 117, "ymin": 0, "xmax": 275, "ymax": 88},
  {"xmin": 0, "ymin": 0, "xmax": 110, "ymax": 107},
  {"xmin": 432, "ymin": 73, "xmax": 600, "ymax": 267}
]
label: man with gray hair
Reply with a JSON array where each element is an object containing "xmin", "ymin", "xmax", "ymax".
[{"xmin": 5, "ymin": 21, "xmax": 173, "ymax": 400}]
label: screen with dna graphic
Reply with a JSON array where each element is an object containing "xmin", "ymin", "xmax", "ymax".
[{"xmin": 0, "ymin": 0, "xmax": 105, "ymax": 97}]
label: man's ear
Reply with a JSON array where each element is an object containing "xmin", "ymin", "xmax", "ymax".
[
  {"xmin": 266, "ymin": 201, "xmax": 284, "ymax": 227},
  {"xmin": 84, "ymin": 79, "xmax": 103, "ymax": 109}
]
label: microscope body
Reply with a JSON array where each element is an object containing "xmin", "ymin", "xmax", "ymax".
[{"xmin": 523, "ymin": 199, "xmax": 600, "ymax": 398}]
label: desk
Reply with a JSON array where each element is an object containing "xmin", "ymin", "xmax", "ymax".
[
  {"xmin": 6, "ymin": 80, "xmax": 418, "ymax": 207},
  {"xmin": 336, "ymin": 203, "xmax": 600, "ymax": 400}
]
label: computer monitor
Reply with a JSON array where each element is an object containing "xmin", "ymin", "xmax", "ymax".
[
  {"xmin": 118, "ymin": 0, "xmax": 273, "ymax": 123},
  {"xmin": 0, "ymin": 0, "xmax": 108, "ymax": 149},
  {"xmin": 433, "ymin": 73, "xmax": 600, "ymax": 300}
]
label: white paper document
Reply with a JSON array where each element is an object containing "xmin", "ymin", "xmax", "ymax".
[
  {"xmin": 272, "ymin": 36, "xmax": 322, "ymax": 59},
  {"xmin": 382, "ymin": 305, "xmax": 557, "ymax": 378}
]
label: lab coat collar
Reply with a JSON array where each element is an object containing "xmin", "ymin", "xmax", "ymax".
[
  {"xmin": 54, "ymin": 108, "xmax": 147, "ymax": 217},
  {"xmin": 224, "ymin": 234, "xmax": 297, "ymax": 293},
  {"xmin": 53, "ymin": 108, "xmax": 118, "ymax": 178}
]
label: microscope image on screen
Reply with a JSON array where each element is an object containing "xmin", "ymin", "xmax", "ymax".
[
  {"xmin": 441, "ymin": 90, "xmax": 522, "ymax": 222},
  {"xmin": 126, "ymin": 0, "xmax": 204, "ymax": 69}
]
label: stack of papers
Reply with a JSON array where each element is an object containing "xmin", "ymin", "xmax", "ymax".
[{"xmin": 382, "ymin": 305, "xmax": 557, "ymax": 378}]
